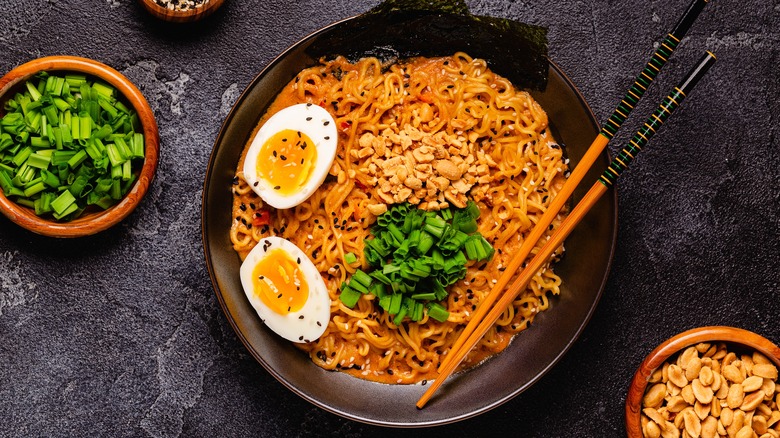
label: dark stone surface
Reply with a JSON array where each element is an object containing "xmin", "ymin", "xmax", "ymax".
[{"xmin": 0, "ymin": 0, "xmax": 777, "ymax": 436}]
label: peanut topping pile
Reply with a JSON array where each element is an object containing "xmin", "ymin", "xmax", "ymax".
[
  {"xmin": 349, "ymin": 124, "xmax": 496, "ymax": 214},
  {"xmin": 641, "ymin": 342, "xmax": 780, "ymax": 438}
]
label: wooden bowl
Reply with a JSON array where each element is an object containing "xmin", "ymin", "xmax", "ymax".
[
  {"xmin": 138, "ymin": 0, "xmax": 225, "ymax": 22},
  {"xmin": 0, "ymin": 56, "xmax": 159, "ymax": 238},
  {"xmin": 625, "ymin": 326, "xmax": 780, "ymax": 437}
]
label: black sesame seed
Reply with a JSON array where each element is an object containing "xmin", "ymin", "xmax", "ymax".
[
  {"xmin": 299, "ymin": 336, "xmax": 303, "ymax": 340},
  {"xmin": 274, "ymin": 186, "xmax": 281, "ymax": 190},
  {"xmin": 239, "ymin": 204, "xmax": 246, "ymax": 211},
  {"xmin": 253, "ymin": 181, "xmax": 259, "ymax": 186},
  {"xmin": 301, "ymin": 142, "xmax": 307, "ymax": 150},
  {"xmin": 317, "ymin": 321, "xmax": 322, "ymax": 326},
  {"xmin": 323, "ymin": 121, "xmax": 330, "ymax": 126},
  {"xmin": 277, "ymin": 294, "xmax": 282, "ymax": 298},
  {"xmin": 272, "ymin": 150, "xmax": 277, "ymax": 157},
  {"xmin": 306, "ymin": 117, "xmax": 312, "ymax": 121},
  {"xmin": 306, "ymin": 103, "xmax": 312, "ymax": 107},
  {"xmin": 299, "ymin": 315, "xmax": 304, "ymax": 319},
  {"xmin": 324, "ymin": 136, "xmax": 330, "ymax": 140},
  {"xmin": 280, "ymin": 155, "xmax": 287, "ymax": 161},
  {"xmin": 296, "ymin": 257, "xmax": 301, "ymax": 264}
]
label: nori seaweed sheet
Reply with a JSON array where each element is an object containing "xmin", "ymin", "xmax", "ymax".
[{"xmin": 307, "ymin": 0, "xmax": 548, "ymax": 90}]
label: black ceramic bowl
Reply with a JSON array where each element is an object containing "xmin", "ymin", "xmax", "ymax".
[{"xmin": 203, "ymin": 10, "xmax": 617, "ymax": 427}]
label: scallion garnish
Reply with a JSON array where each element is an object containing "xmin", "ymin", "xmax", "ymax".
[
  {"xmin": 0, "ymin": 72, "xmax": 144, "ymax": 221},
  {"xmin": 338, "ymin": 201, "xmax": 494, "ymax": 324}
]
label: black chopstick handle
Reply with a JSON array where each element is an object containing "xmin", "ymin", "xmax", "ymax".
[
  {"xmin": 599, "ymin": 0, "xmax": 711, "ymax": 141},
  {"xmin": 599, "ymin": 51, "xmax": 717, "ymax": 187},
  {"xmin": 672, "ymin": 0, "xmax": 711, "ymax": 38}
]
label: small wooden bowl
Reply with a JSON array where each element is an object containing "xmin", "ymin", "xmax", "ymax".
[
  {"xmin": 138, "ymin": 0, "xmax": 225, "ymax": 22},
  {"xmin": 625, "ymin": 326, "xmax": 780, "ymax": 437},
  {"xmin": 0, "ymin": 56, "xmax": 159, "ymax": 238}
]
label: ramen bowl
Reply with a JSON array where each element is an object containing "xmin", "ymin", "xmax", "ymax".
[
  {"xmin": 203, "ymin": 8, "xmax": 617, "ymax": 427},
  {"xmin": 625, "ymin": 326, "xmax": 780, "ymax": 437},
  {"xmin": 0, "ymin": 56, "xmax": 159, "ymax": 238}
]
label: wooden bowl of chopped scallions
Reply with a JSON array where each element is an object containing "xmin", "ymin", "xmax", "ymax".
[{"xmin": 0, "ymin": 56, "xmax": 159, "ymax": 237}]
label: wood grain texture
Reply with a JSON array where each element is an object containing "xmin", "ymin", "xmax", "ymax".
[
  {"xmin": 625, "ymin": 326, "xmax": 780, "ymax": 437},
  {"xmin": 138, "ymin": 0, "xmax": 226, "ymax": 22},
  {"xmin": 0, "ymin": 56, "xmax": 159, "ymax": 238}
]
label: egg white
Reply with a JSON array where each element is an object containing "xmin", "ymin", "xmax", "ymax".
[
  {"xmin": 239, "ymin": 236, "xmax": 330, "ymax": 343},
  {"xmin": 243, "ymin": 103, "xmax": 338, "ymax": 209}
]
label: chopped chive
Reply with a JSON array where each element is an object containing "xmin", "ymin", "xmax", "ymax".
[
  {"xmin": 0, "ymin": 73, "xmax": 143, "ymax": 220},
  {"xmin": 26, "ymin": 153, "xmax": 51, "ymax": 169},
  {"xmin": 51, "ymin": 190, "xmax": 76, "ymax": 215},
  {"xmin": 67, "ymin": 150, "xmax": 88, "ymax": 168},
  {"xmin": 351, "ymin": 269, "xmax": 373, "ymax": 288},
  {"xmin": 339, "ymin": 286, "xmax": 361, "ymax": 308},
  {"xmin": 427, "ymin": 302, "xmax": 449, "ymax": 322}
]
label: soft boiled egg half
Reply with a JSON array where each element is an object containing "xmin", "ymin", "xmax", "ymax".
[
  {"xmin": 243, "ymin": 103, "xmax": 338, "ymax": 209},
  {"xmin": 240, "ymin": 236, "xmax": 330, "ymax": 343}
]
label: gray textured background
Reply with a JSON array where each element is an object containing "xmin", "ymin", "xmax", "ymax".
[{"xmin": 1, "ymin": 0, "xmax": 778, "ymax": 436}]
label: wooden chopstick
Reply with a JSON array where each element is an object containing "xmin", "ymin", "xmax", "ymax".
[
  {"xmin": 438, "ymin": 0, "xmax": 712, "ymax": 373},
  {"xmin": 419, "ymin": 52, "xmax": 717, "ymax": 409}
]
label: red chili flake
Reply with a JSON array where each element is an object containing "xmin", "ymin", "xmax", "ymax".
[
  {"xmin": 354, "ymin": 180, "xmax": 367, "ymax": 190},
  {"xmin": 253, "ymin": 210, "xmax": 271, "ymax": 227}
]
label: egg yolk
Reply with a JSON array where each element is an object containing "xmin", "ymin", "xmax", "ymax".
[
  {"xmin": 256, "ymin": 129, "xmax": 317, "ymax": 195},
  {"xmin": 251, "ymin": 249, "xmax": 309, "ymax": 315}
]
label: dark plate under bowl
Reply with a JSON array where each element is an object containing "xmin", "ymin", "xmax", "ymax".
[{"xmin": 202, "ymin": 12, "xmax": 617, "ymax": 427}]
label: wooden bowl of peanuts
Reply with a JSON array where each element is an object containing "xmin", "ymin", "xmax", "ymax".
[{"xmin": 626, "ymin": 326, "xmax": 780, "ymax": 438}]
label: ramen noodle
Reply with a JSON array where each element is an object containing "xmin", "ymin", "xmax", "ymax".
[{"xmin": 230, "ymin": 52, "xmax": 569, "ymax": 384}]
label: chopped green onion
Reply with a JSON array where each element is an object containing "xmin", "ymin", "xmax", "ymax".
[
  {"xmin": 351, "ymin": 269, "xmax": 373, "ymax": 288},
  {"xmin": 26, "ymin": 153, "xmax": 51, "ymax": 169},
  {"xmin": 0, "ymin": 73, "xmax": 144, "ymax": 221},
  {"xmin": 392, "ymin": 304, "xmax": 408, "ymax": 325},
  {"xmin": 339, "ymin": 286, "xmax": 362, "ymax": 308},
  {"xmin": 51, "ymin": 190, "xmax": 76, "ymax": 215},
  {"xmin": 427, "ymin": 302, "xmax": 449, "ymax": 322},
  {"xmin": 351, "ymin": 202, "xmax": 494, "ymax": 323},
  {"xmin": 344, "ymin": 252, "xmax": 358, "ymax": 264}
]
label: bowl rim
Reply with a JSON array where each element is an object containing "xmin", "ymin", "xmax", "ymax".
[
  {"xmin": 201, "ymin": 12, "xmax": 618, "ymax": 427},
  {"xmin": 0, "ymin": 55, "xmax": 160, "ymax": 238},
  {"xmin": 137, "ymin": 0, "xmax": 226, "ymax": 22},
  {"xmin": 624, "ymin": 325, "xmax": 780, "ymax": 437}
]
